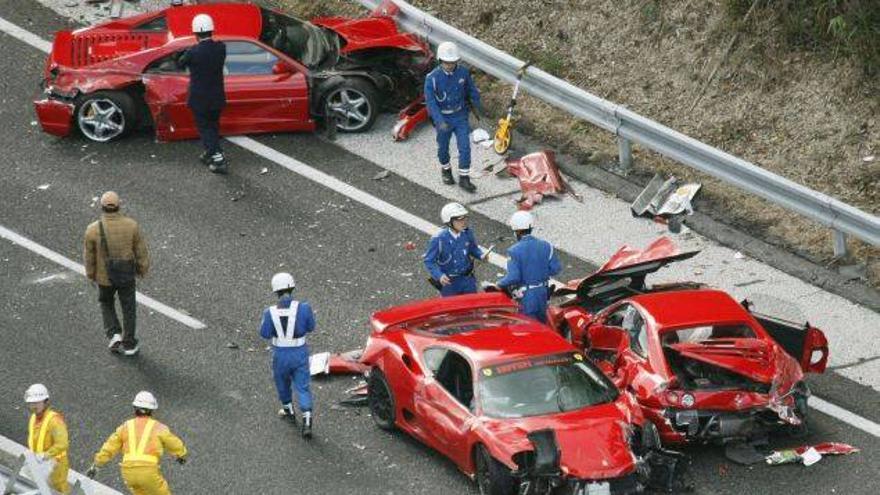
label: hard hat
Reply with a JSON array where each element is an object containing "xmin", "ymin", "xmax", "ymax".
[
  {"xmin": 441, "ymin": 202, "xmax": 469, "ymax": 224},
  {"xmin": 192, "ymin": 13, "xmax": 214, "ymax": 34},
  {"xmin": 100, "ymin": 191, "xmax": 119, "ymax": 208},
  {"xmin": 24, "ymin": 384, "xmax": 49, "ymax": 403},
  {"xmin": 132, "ymin": 391, "xmax": 158, "ymax": 410},
  {"xmin": 271, "ymin": 272, "xmax": 296, "ymax": 292},
  {"xmin": 437, "ymin": 42, "xmax": 460, "ymax": 63},
  {"xmin": 471, "ymin": 128, "xmax": 492, "ymax": 147},
  {"xmin": 509, "ymin": 210, "xmax": 534, "ymax": 231}
]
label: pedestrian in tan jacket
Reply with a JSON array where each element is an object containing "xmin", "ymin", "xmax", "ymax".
[{"xmin": 83, "ymin": 191, "xmax": 150, "ymax": 355}]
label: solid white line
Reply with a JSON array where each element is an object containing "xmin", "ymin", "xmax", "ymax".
[
  {"xmin": 0, "ymin": 15, "xmax": 52, "ymax": 53},
  {"xmin": 0, "ymin": 433, "xmax": 122, "ymax": 495},
  {"xmin": 811, "ymin": 396, "xmax": 880, "ymax": 437},
  {"xmin": 2, "ymin": 16, "xmax": 878, "ymax": 439},
  {"xmin": 0, "ymin": 225, "xmax": 207, "ymax": 330}
]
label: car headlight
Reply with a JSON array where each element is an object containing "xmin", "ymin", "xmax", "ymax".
[{"xmin": 680, "ymin": 393, "xmax": 695, "ymax": 408}]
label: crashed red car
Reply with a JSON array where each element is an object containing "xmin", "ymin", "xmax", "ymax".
[
  {"xmin": 34, "ymin": 1, "xmax": 430, "ymax": 142},
  {"xmin": 547, "ymin": 237, "xmax": 830, "ymax": 445},
  {"xmin": 361, "ymin": 292, "xmax": 686, "ymax": 495}
]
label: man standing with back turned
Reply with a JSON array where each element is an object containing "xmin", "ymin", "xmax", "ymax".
[{"xmin": 179, "ymin": 13, "xmax": 228, "ymax": 174}]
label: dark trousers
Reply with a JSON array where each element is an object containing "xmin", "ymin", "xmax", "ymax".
[
  {"xmin": 99, "ymin": 284, "xmax": 137, "ymax": 345},
  {"xmin": 192, "ymin": 107, "xmax": 223, "ymax": 156}
]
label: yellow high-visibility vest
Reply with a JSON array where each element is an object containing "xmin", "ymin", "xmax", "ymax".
[
  {"xmin": 28, "ymin": 410, "xmax": 59, "ymax": 455},
  {"xmin": 121, "ymin": 418, "xmax": 159, "ymax": 464}
]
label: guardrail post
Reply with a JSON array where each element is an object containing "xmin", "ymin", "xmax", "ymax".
[
  {"xmin": 617, "ymin": 136, "xmax": 633, "ymax": 174},
  {"xmin": 833, "ymin": 230, "xmax": 848, "ymax": 258}
]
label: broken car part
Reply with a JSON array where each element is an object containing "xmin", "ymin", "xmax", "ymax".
[{"xmin": 504, "ymin": 150, "xmax": 582, "ymax": 210}]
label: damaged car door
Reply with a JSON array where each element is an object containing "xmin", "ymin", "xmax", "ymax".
[{"xmin": 743, "ymin": 298, "xmax": 829, "ymax": 374}]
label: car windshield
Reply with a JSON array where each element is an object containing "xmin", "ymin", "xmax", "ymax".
[
  {"xmin": 661, "ymin": 323, "xmax": 756, "ymax": 345},
  {"xmin": 259, "ymin": 8, "xmax": 338, "ymax": 67},
  {"xmin": 479, "ymin": 353, "xmax": 618, "ymax": 418}
]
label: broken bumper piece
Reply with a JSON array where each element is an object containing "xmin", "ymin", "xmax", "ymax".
[{"xmin": 33, "ymin": 98, "xmax": 74, "ymax": 137}]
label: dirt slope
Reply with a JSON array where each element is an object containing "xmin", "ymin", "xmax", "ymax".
[{"xmin": 275, "ymin": 0, "xmax": 879, "ymax": 285}]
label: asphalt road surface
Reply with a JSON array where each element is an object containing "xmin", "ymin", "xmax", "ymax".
[{"xmin": 1, "ymin": 2, "xmax": 878, "ymax": 494}]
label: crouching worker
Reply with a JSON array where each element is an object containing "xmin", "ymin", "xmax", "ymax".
[
  {"xmin": 260, "ymin": 272, "xmax": 315, "ymax": 438},
  {"xmin": 88, "ymin": 391, "xmax": 188, "ymax": 495}
]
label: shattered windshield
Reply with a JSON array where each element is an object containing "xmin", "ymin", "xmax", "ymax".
[
  {"xmin": 479, "ymin": 353, "xmax": 618, "ymax": 418},
  {"xmin": 259, "ymin": 8, "xmax": 338, "ymax": 68}
]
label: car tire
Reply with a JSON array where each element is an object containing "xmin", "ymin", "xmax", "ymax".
[
  {"xmin": 474, "ymin": 445, "xmax": 516, "ymax": 495},
  {"xmin": 368, "ymin": 367, "xmax": 396, "ymax": 431},
  {"xmin": 75, "ymin": 90, "xmax": 136, "ymax": 142},
  {"xmin": 323, "ymin": 78, "xmax": 379, "ymax": 133}
]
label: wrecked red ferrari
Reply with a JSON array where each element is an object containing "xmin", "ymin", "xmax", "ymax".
[
  {"xmin": 547, "ymin": 237, "xmax": 830, "ymax": 445},
  {"xmin": 34, "ymin": 1, "xmax": 430, "ymax": 142},
  {"xmin": 362, "ymin": 292, "xmax": 686, "ymax": 495}
]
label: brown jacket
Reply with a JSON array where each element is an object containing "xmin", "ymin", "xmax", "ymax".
[{"xmin": 83, "ymin": 212, "xmax": 150, "ymax": 286}]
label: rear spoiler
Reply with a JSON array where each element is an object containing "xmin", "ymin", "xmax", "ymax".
[{"xmin": 370, "ymin": 292, "xmax": 517, "ymax": 332}]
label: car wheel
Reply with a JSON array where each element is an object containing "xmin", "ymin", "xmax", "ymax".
[
  {"xmin": 368, "ymin": 367, "xmax": 396, "ymax": 430},
  {"xmin": 75, "ymin": 91, "xmax": 135, "ymax": 142},
  {"xmin": 324, "ymin": 78, "xmax": 379, "ymax": 133},
  {"xmin": 474, "ymin": 445, "xmax": 516, "ymax": 495}
]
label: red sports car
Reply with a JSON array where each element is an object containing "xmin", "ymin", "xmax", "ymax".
[
  {"xmin": 34, "ymin": 1, "xmax": 430, "ymax": 142},
  {"xmin": 361, "ymin": 292, "xmax": 685, "ymax": 495},
  {"xmin": 547, "ymin": 237, "xmax": 830, "ymax": 445}
]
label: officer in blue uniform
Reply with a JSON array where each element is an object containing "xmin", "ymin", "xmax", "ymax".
[
  {"xmin": 259, "ymin": 272, "xmax": 315, "ymax": 438},
  {"xmin": 424, "ymin": 41, "xmax": 482, "ymax": 193},
  {"xmin": 178, "ymin": 13, "xmax": 227, "ymax": 174},
  {"xmin": 497, "ymin": 211, "xmax": 562, "ymax": 323},
  {"xmin": 424, "ymin": 202, "xmax": 488, "ymax": 296}
]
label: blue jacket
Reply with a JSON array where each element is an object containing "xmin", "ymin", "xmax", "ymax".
[
  {"xmin": 179, "ymin": 38, "xmax": 227, "ymax": 111},
  {"xmin": 424, "ymin": 228, "xmax": 485, "ymax": 281},
  {"xmin": 497, "ymin": 235, "xmax": 562, "ymax": 289},
  {"xmin": 424, "ymin": 65, "xmax": 481, "ymax": 126},
  {"xmin": 260, "ymin": 296, "xmax": 315, "ymax": 349}
]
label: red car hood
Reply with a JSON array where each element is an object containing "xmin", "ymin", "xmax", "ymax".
[
  {"xmin": 557, "ymin": 237, "xmax": 699, "ymax": 296},
  {"xmin": 484, "ymin": 402, "xmax": 637, "ymax": 479},
  {"xmin": 669, "ymin": 338, "xmax": 791, "ymax": 384},
  {"xmin": 311, "ymin": 16, "xmax": 427, "ymax": 54}
]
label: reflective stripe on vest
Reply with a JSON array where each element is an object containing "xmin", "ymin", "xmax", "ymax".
[
  {"xmin": 122, "ymin": 419, "xmax": 159, "ymax": 464},
  {"xmin": 28, "ymin": 410, "xmax": 57, "ymax": 453},
  {"xmin": 269, "ymin": 302, "xmax": 304, "ymax": 347}
]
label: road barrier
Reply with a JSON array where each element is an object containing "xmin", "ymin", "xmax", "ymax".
[{"xmin": 357, "ymin": 0, "xmax": 880, "ymax": 256}]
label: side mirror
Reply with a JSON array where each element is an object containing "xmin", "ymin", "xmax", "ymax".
[{"xmin": 272, "ymin": 61, "xmax": 292, "ymax": 74}]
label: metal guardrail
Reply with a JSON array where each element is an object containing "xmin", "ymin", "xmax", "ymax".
[
  {"xmin": 0, "ymin": 452, "xmax": 84, "ymax": 495},
  {"xmin": 358, "ymin": 0, "xmax": 880, "ymax": 256}
]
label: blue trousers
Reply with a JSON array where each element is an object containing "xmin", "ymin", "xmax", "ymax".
[
  {"xmin": 272, "ymin": 347, "xmax": 312, "ymax": 412},
  {"xmin": 440, "ymin": 275, "xmax": 477, "ymax": 297},
  {"xmin": 192, "ymin": 107, "xmax": 223, "ymax": 156},
  {"xmin": 436, "ymin": 111, "xmax": 471, "ymax": 172},
  {"xmin": 519, "ymin": 287, "xmax": 550, "ymax": 323}
]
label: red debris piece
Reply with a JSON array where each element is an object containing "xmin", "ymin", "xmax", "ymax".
[
  {"xmin": 392, "ymin": 96, "xmax": 428, "ymax": 141},
  {"xmin": 329, "ymin": 349, "xmax": 370, "ymax": 375},
  {"xmin": 793, "ymin": 442, "xmax": 859, "ymax": 456},
  {"xmin": 404, "ymin": 241, "xmax": 417, "ymax": 251},
  {"xmin": 504, "ymin": 150, "xmax": 582, "ymax": 210}
]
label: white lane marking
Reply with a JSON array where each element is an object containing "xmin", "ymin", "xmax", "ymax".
[
  {"xmin": 2, "ymin": 17, "xmax": 878, "ymax": 440},
  {"xmin": 810, "ymin": 396, "xmax": 880, "ymax": 437},
  {"xmin": 0, "ymin": 225, "xmax": 207, "ymax": 330},
  {"xmin": 33, "ymin": 273, "xmax": 64, "ymax": 283},
  {"xmin": 0, "ymin": 433, "xmax": 123, "ymax": 495},
  {"xmin": 0, "ymin": 16, "xmax": 52, "ymax": 53}
]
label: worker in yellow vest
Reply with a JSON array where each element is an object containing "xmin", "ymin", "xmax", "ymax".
[
  {"xmin": 24, "ymin": 384, "xmax": 70, "ymax": 494},
  {"xmin": 87, "ymin": 391, "xmax": 187, "ymax": 495}
]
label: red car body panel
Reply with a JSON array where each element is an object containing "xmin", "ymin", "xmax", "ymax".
[
  {"xmin": 548, "ymin": 238, "xmax": 830, "ymax": 444},
  {"xmin": 362, "ymin": 293, "xmax": 648, "ymax": 484},
  {"xmin": 35, "ymin": 2, "xmax": 427, "ymax": 141}
]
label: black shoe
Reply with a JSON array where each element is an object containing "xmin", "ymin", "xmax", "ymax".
[
  {"xmin": 441, "ymin": 168, "xmax": 455, "ymax": 185},
  {"xmin": 301, "ymin": 413, "xmax": 312, "ymax": 438},
  {"xmin": 108, "ymin": 334, "xmax": 123, "ymax": 353},
  {"xmin": 122, "ymin": 341, "xmax": 140, "ymax": 356},
  {"xmin": 277, "ymin": 405, "xmax": 297, "ymax": 424},
  {"xmin": 458, "ymin": 175, "xmax": 476, "ymax": 193},
  {"xmin": 199, "ymin": 152, "xmax": 212, "ymax": 166}
]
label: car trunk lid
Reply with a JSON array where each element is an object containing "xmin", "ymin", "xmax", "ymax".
[{"xmin": 668, "ymin": 338, "xmax": 780, "ymax": 384}]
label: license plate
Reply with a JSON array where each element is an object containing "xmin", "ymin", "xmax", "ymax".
[{"xmin": 585, "ymin": 482, "xmax": 611, "ymax": 495}]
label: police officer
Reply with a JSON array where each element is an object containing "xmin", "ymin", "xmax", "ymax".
[
  {"xmin": 497, "ymin": 211, "xmax": 561, "ymax": 323},
  {"xmin": 260, "ymin": 272, "xmax": 315, "ymax": 438},
  {"xmin": 178, "ymin": 14, "xmax": 227, "ymax": 174},
  {"xmin": 424, "ymin": 41, "xmax": 482, "ymax": 193},
  {"xmin": 424, "ymin": 202, "xmax": 488, "ymax": 296}
]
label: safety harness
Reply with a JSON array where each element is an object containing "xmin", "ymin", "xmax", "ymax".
[
  {"xmin": 122, "ymin": 418, "xmax": 159, "ymax": 465},
  {"xmin": 269, "ymin": 302, "xmax": 305, "ymax": 347},
  {"xmin": 28, "ymin": 410, "xmax": 62, "ymax": 457}
]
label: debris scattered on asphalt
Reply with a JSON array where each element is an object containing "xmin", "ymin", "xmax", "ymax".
[
  {"xmin": 259, "ymin": 167, "xmax": 269, "ymax": 175},
  {"xmin": 631, "ymin": 173, "xmax": 701, "ymax": 232},
  {"xmin": 504, "ymin": 150, "xmax": 582, "ymax": 209},
  {"xmin": 403, "ymin": 241, "xmax": 416, "ymax": 251},
  {"xmin": 470, "ymin": 128, "xmax": 492, "ymax": 148},
  {"xmin": 310, "ymin": 351, "xmax": 331, "ymax": 375},
  {"xmin": 226, "ymin": 342, "xmax": 239, "ymax": 349},
  {"xmin": 372, "ymin": 170, "xmax": 390, "ymax": 181},
  {"xmin": 766, "ymin": 442, "xmax": 859, "ymax": 466},
  {"xmin": 37, "ymin": 184, "xmax": 50, "ymax": 190},
  {"xmin": 724, "ymin": 442, "xmax": 766, "ymax": 465},
  {"xmin": 30, "ymin": 121, "xmax": 38, "ymax": 126},
  {"xmin": 353, "ymin": 443, "xmax": 366, "ymax": 450},
  {"xmin": 733, "ymin": 279, "xmax": 765, "ymax": 288},
  {"xmin": 734, "ymin": 251, "xmax": 745, "ymax": 260}
]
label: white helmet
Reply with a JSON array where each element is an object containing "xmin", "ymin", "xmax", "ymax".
[
  {"xmin": 441, "ymin": 202, "xmax": 469, "ymax": 224},
  {"xmin": 437, "ymin": 41, "xmax": 460, "ymax": 63},
  {"xmin": 509, "ymin": 211, "xmax": 534, "ymax": 231},
  {"xmin": 24, "ymin": 384, "xmax": 49, "ymax": 403},
  {"xmin": 132, "ymin": 391, "xmax": 158, "ymax": 410},
  {"xmin": 271, "ymin": 272, "xmax": 296, "ymax": 293},
  {"xmin": 191, "ymin": 13, "xmax": 214, "ymax": 34}
]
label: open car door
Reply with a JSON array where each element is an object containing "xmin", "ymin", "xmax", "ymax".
[{"xmin": 749, "ymin": 310, "xmax": 829, "ymax": 373}]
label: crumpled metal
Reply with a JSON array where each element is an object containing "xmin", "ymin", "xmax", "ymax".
[{"xmin": 504, "ymin": 150, "xmax": 582, "ymax": 210}]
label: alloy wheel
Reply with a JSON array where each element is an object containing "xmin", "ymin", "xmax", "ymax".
[{"xmin": 77, "ymin": 98, "xmax": 126, "ymax": 142}]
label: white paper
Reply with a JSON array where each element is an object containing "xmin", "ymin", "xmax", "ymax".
[
  {"xmin": 309, "ymin": 352, "xmax": 331, "ymax": 376},
  {"xmin": 801, "ymin": 447, "xmax": 822, "ymax": 466}
]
